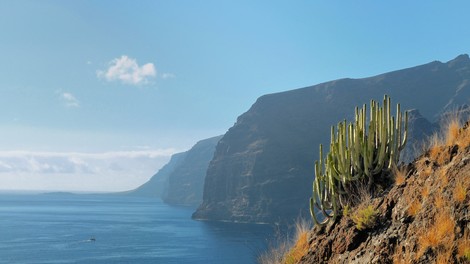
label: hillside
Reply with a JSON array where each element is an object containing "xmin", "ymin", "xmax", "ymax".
[
  {"xmin": 289, "ymin": 122, "xmax": 470, "ymax": 263},
  {"xmin": 193, "ymin": 54, "xmax": 470, "ymax": 224}
]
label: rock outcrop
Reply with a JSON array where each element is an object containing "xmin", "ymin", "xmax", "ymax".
[
  {"xmin": 298, "ymin": 123, "xmax": 470, "ymax": 263},
  {"xmin": 193, "ymin": 54, "xmax": 470, "ymax": 224}
]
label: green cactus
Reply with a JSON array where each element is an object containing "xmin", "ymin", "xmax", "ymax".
[{"xmin": 310, "ymin": 95, "xmax": 408, "ymax": 225}]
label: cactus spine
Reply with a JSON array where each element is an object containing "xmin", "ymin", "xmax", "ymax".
[{"xmin": 310, "ymin": 95, "xmax": 408, "ymax": 225}]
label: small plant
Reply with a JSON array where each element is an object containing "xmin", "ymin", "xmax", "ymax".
[
  {"xmin": 351, "ymin": 205, "xmax": 379, "ymax": 231},
  {"xmin": 457, "ymin": 230, "xmax": 470, "ymax": 261},
  {"xmin": 453, "ymin": 178, "xmax": 467, "ymax": 202},
  {"xmin": 406, "ymin": 199, "xmax": 422, "ymax": 217},
  {"xmin": 282, "ymin": 218, "xmax": 311, "ymax": 264},
  {"xmin": 392, "ymin": 165, "xmax": 407, "ymax": 186},
  {"xmin": 445, "ymin": 118, "xmax": 460, "ymax": 146},
  {"xmin": 421, "ymin": 185, "xmax": 430, "ymax": 199}
]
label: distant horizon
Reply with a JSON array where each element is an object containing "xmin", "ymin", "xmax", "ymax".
[{"xmin": 1, "ymin": 1, "xmax": 470, "ymax": 191}]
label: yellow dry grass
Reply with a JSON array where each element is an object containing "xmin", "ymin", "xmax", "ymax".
[
  {"xmin": 407, "ymin": 198, "xmax": 422, "ymax": 217},
  {"xmin": 421, "ymin": 185, "xmax": 430, "ymax": 200},
  {"xmin": 417, "ymin": 213, "xmax": 455, "ymax": 258},
  {"xmin": 282, "ymin": 219, "xmax": 311, "ymax": 264},
  {"xmin": 428, "ymin": 133, "xmax": 442, "ymax": 161},
  {"xmin": 445, "ymin": 118, "xmax": 461, "ymax": 146},
  {"xmin": 392, "ymin": 165, "xmax": 407, "ymax": 186},
  {"xmin": 453, "ymin": 178, "xmax": 467, "ymax": 203},
  {"xmin": 457, "ymin": 230, "xmax": 470, "ymax": 262}
]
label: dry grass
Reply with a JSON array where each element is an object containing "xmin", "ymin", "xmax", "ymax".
[
  {"xmin": 436, "ymin": 248, "xmax": 453, "ymax": 264},
  {"xmin": 445, "ymin": 117, "xmax": 461, "ymax": 146},
  {"xmin": 282, "ymin": 219, "xmax": 311, "ymax": 264},
  {"xmin": 417, "ymin": 213, "xmax": 455, "ymax": 257},
  {"xmin": 421, "ymin": 185, "xmax": 430, "ymax": 200},
  {"xmin": 258, "ymin": 218, "xmax": 311, "ymax": 264},
  {"xmin": 457, "ymin": 124, "xmax": 470, "ymax": 147},
  {"xmin": 454, "ymin": 178, "xmax": 467, "ymax": 203},
  {"xmin": 407, "ymin": 199, "xmax": 422, "ymax": 217},
  {"xmin": 457, "ymin": 230, "xmax": 470, "ymax": 262},
  {"xmin": 438, "ymin": 167, "xmax": 449, "ymax": 188},
  {"xmin": 392, "ymin": 165, "xmax": 407, "ymax": 186},
  {"xmin": 428, "ymin": 133, "xmax": 443, "ymax": 161},
  {"xmin": 436, "ymin": 148, "xmax": 451, "ymax": 166},
  {"xmin": 434, "ymin": 193, "xmax": 446, "ymax": 209},
  {"xmin": 392, "ymin": 244, "xmax": 413, "ymax": 264}
]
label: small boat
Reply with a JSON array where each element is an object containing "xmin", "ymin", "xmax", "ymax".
[{"xmin": 90, "ymin": 236, "xmax": 96, "ymax": 242}]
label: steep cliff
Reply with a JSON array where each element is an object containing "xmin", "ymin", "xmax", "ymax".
[
  {"xmin": 163, "ymin": 135, "xmax": 222, "ymax": 207},
  {"xmin": 127, "ymin": 135, "xmax": 221, "ymax": 207},
  {"xmin": 125, "ymin": 152, "xmax": 187, "ymax": 197},
  {"xmin": 193, "ymin": 54, "xmax": 470, "ymax": 223}
]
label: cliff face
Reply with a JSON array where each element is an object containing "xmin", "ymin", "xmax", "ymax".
[
  {"xmin": 298, "ymin": 123, "xmax": 470, "ymax": 263},
  {"xmin": 127, "ymin": 136, "xmax": 221, "ymax": 207},
  {"xmin": 163, "ymin": 135, "xmax": 222, "ymax": 207},
  {"xmin": 193, "ymin": 54, "xmax": 470, "ymax": 224},
  {"xmin": 126, "ymin": 152, "xmax": 187, "ymax": 197}
]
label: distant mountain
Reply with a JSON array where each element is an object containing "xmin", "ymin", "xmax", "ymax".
[
  {"xmin": 127, "ymin": 152, "xmax": 187, "ymax": 197},
  {"xmin": 162, "ymin": 135, "xmax": 222, "ymax": 207},
  {"xmin": 193, "ymin": 54, "xmax": 470, "ymax": 224},
  {"xmin": 127, "ymin": 135, "xmax": 222, "ymax": 207}
]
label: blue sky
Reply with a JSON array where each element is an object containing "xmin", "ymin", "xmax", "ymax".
[{"xmin": 1, "ymin": 1, "xmax": 469, "ymax": 191}]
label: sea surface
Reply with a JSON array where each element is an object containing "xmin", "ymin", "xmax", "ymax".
[{"xmin": 0, "ymin": 193, "xmax": 275, "ymax": 264}]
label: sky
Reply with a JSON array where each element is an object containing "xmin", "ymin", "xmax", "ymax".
[{"xmin": 1, "ymin": 1, "xmax": 470, "ymax": 192}]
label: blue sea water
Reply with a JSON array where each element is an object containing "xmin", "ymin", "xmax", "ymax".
[{"xmin": 0, "ymin": 194, "xmax": 274, "ymax": 264}]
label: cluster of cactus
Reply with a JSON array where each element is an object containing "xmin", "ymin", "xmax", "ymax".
[{"xmin": 309, "ymin": 95, "xmax": 408, "ymax": 225}]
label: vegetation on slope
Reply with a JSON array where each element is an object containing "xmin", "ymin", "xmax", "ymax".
[{"xmin": 260, "ymin": 106, "xmax": 470, "ymax": 264}]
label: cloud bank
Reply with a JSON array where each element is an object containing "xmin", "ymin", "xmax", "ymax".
[
  {"xmin": 97, "ymin": 55, "xmax": 156, "ymax": 85},
  {"xmin": 0, "ymin": 149, "xmax": 176, "ymax": 192}
]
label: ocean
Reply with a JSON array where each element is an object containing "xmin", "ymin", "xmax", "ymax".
[{"xmin": 0, "ymin": 193, "xmax": 274, "ymax": 264}]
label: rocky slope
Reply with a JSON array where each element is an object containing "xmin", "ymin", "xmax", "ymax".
[
  {"xmin": 193, "ymin": 54, "xmax": 470, "ymax": 224},
  {"xmin": 297, "ymin": 122, "xmax": 470, "ymax": 263}
]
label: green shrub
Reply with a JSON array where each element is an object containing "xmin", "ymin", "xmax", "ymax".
[{"xmin": 351, "ymin": 205, "xmax": 378, "ymax": 231}]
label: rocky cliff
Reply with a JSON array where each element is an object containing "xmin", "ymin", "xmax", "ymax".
[
  {"xmin": 127, "ymin": 152, "xmax": 187, "ymax": 197},
  {"xmin": 127, "ymin": 136, "xmax": 221, "ymax": 207},
  {"xmin": 297, "ymin": 122, "xmax": 470, "ymax": 263},
  {"xmin": 193, "ymin": 54, "xmax": 470, "ymax": 224},
  {"xmin": 163, "ymin": 135, "xmax": 222, "ymax": 207}
]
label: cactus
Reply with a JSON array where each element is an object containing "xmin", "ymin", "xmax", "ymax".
[{"xmin": 310, "ymin": 95, "xmax": 408, "ymax": 225}]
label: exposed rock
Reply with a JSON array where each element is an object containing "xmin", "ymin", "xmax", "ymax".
[{"xmin": 194, "ymin": 54, "xmax": 470, "ymax": 224}]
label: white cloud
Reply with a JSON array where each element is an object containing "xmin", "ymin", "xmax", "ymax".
[
  {"xmin": 61, "ymin": 92, "xmax": 80, "ymax": 108},
  {"xmin": 161, "ymin": 73, "xmax": 175, "ymax": 79},
  {"xmin": 0, "ymin": 149, "xmax": 176, "ymax": 192},
  {"xmin": 97, "ymin": 55, "xmax": 156, "ymax": 85}
]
